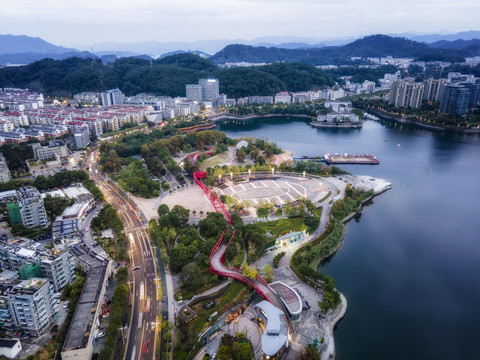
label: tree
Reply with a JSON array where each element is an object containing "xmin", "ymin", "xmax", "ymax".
[
  {"xmin": 241, "ymin": 262, "xmax": 258, "ymax": 280},
  {"xmin": 257, "ymin": 207, "xmax": 269, "ymax": 219},
  {"xmin": 171, "ymin": 205, "xmax": 190, "ymax": 226},
  {"xmin": 263, "ymin": 264, "xmax": 274, "ymax": 283},
  {"xmin": 232, "ymin": 342, "xmax": 254, "ymax": 360},
  {"xmin": 236, "ymin": 149, "xmax": 246, "ymax": 163},
  {"xmin": 217, "ymin": 345, "xmax": 232, "ymax": 360},
  {"xmin": 250, "ymin": 148, "xmax": 259, "ymax": 160},
  {"xmin": 298, "ymin": 344, "xmax": 321, "ymax": 360},
  {"xmin": 179, "ymin": 263, "xmax": 204, "ymax": 292}
]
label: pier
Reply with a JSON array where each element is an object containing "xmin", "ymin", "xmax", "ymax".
[{"xmin": 293, "ymin": 154, "xmax": 380, "ymax": 165}]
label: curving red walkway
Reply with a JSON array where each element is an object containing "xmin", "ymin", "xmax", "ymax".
[{"xmin": 192, "ymin": 161, "xmax": 282, "ymax": 306}]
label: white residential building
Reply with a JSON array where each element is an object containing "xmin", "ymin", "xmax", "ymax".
[
  {"xmin": 274, "ymin": 92, "xmax": 292, "ymax": 103},
  {"xmin": 0, "ymin": 153, "xmax": 11, "ymax": 184},
  {"xmin": 8, "ymin": 278, "xmax": 58, "ymax": 336}
]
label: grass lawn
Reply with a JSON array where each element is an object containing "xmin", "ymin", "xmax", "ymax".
[
  {"xmin": 199, "ymin": 152, "xmax": 230, "ymax": 170},
  {"xmin": 98, "ymin": 237, "xmax": 117, "ymax": 259},
  {"xmin": 260, "ymin": 217, "xmax": 308, "ymax": 236}
]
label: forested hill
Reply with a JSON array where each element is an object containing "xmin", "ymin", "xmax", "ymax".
[
  {"xmin": 0, "ymin": 55, "xmax": 336, "ymax": 98},
  {"xmin": 209, "ymin": 35, "xmax": 467, "ymax": 65}
]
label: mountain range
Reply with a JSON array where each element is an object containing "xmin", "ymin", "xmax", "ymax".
[{"xmin": 1, "ymin": 32, "xmax": 480, "ymax": 66}]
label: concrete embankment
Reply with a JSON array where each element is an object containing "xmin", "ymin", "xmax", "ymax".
[
  {"xmin": 209, "ymin": 113, "xmax": 314, "ymax": 123},
  {"xmin": 368, "ymin": 109, "xmax": 480, "ymax": 134}
]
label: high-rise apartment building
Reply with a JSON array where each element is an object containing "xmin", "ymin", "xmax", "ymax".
[
  {"xmin": 101, "ymin": 89, "xmax": 124, "ymax": 106},
  {"xmin": 7, "ymin": 278, "xmax": 58, "ymax": 336},
  {"xmin": 7, "ymin": 186, "xmax": 48, "ymax": 228},
  {"xmin": 423, "ymin": 78, "xmax": 447, "ymax": 102},
  {"xmin": 73, "ymin": 125, "xmax": 90, "ymax": 149},
  {"xmin": 440, "ymin": 82, "xmax": 480, "ymax": 115},
  {"xmin": 389, "ymin": 80, "xmax": 425, "ymax": 108}
]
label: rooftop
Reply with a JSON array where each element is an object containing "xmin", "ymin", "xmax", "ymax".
[
  {"xmin": 254, "ymin": 300, "xmax": 288, "ymax": 356},
  {"xmin": 269, "ymin": 282, "xmax": 302, "ymax": 315},
  {"xmin": 62, "ymin": 265, "xmax": 108, "ymax": 351}
]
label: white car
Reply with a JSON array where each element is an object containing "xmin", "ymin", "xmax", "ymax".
[
  {"xmin": 63, "ymin": 301, "xmax": 69, "ymax": 309},
  {"xmin": 97, "ymin": 331, "xmax": 105, "ymax": 338}
]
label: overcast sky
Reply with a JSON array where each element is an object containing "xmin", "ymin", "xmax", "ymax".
[{"xmin": 1, "ymin": 0, "xmax": 480, "ymax": 48}]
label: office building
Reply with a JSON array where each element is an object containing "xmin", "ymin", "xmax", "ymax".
[
  {"xmin": 198, "ymin": 79, "xmax": 220, "ymax": 100},
  {"xmin": 101, "ymin": 89, "xmax": 124, "ymax": 106},
  {"xmin": 0, "ymin": 153, "xmax": 11, "ymax": 184},
  {"xmin": 389, "ymin": 80, "xmax": 424, "ymax": 108},
  {"xmin": 32, "ymin": 139, "xmax": 69, "ymax": 161},
  {"xmin": 8, "ymin": 278, "xmax": 58, "ymax": 336},
  {"xmin": 7, "ymin": 186, "xmax": 48, "ymax": 228},
  {"xmin": 73, "ymin": 126, "xmax": 90, "ymax": 149},
  {"xmin": 186, "ymin": 84, "xmax": 203, "ymax": 101}
]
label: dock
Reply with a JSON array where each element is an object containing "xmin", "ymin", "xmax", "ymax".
[
  {"xmin": 324, "ymin": 153, "xmax": 379, "ymax": 165},
  {"xmin": 292, "ymin": 154, "xmax": 380, "ymax": 165}
]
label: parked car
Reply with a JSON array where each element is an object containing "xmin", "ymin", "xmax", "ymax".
[
  {"xmin": 96, "ymin": 331, "xmax": 105, "ymax": 338},
  {"xmin": 51, "ymin": 325, "xmax": 59, "ymax": 333},
  {"xmin": 63, "ymin": 301, "xmax": 69, "ymax": 309}
]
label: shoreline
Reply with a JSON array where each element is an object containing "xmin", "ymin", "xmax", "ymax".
[
  {"xmin": 367, "ymin": 108, "xmax": 480, "ymax": 134},
  {"xmin": 209, "ymin": 113, "xmax": 314, "ymax": 123}
]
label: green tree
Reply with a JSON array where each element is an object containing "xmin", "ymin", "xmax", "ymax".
[
  {"xmin": 158, "ymin": 204, "xmax": 170, "ymax": 217},
  {"xmin": 179, "ymin": 263, "xmax": 204, "ymax": 292},
  {"xmin": 256, "ymin": 207, "xmax": 269, "ymax": 219},
  {"xmin": 241, "ymin": 262, "xmax": 258, "ymax": 280},
  {"xmin": 236, "ymin": 149, "xmax": 246, "ymax": 163},
  {"xmin": 263, "ymin": 264, "xmax": 274, "ymax": 283},
  {"xmin": 232, "ymin": 342, "xmax": 253, "ymax": 360}
]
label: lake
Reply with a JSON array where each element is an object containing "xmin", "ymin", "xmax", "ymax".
[{"xmin": 217, "ymin": 117, "xmax": 480, "ymax": 360}]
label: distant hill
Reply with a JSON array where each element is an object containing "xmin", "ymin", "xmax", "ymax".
[
  {"xmin": 209, "ymin": 35, "xmax": 466, "ymax": 65},
  {"xmin": 428, "ymin": 39, "xmax": 480, "ymax": 57},
  {"xmin": 155, "ymin": 53, "xmax": 216, "ymax": 71},
  {"xmin": 0, "ymin": 51, "xmax": 97, "ymax": 65},
  {"xmin": 158, "ymin": 50, "xmax": 210, "ymax": 59},
  {"xmin": 0, "ymin": 34, "xmax": 98, "ymax": 65},
  {"xmin": 0, "ymin": 34, "xmax": 76, "ymax": 55},
  {"xmin": 409, "ymin": 31, "xmax": 480, "ymax": 44}
]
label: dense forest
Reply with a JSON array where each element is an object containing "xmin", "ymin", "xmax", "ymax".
[
  {"xmin": 0, "ymin": 53, "xmax": 335, "ymax": 99},
  {"xmin": 2, "ymin": 35, "xmax": 478, "ymax": 99}
]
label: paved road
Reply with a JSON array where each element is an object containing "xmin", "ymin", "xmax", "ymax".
[{"xmin": 87, "ymin": 149, "xmax": 161, "ymax": 360}]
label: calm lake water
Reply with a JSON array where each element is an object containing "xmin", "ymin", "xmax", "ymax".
[{"xmin": 217, "ymin": 117, "xmax": 480, "ymax": 360}]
